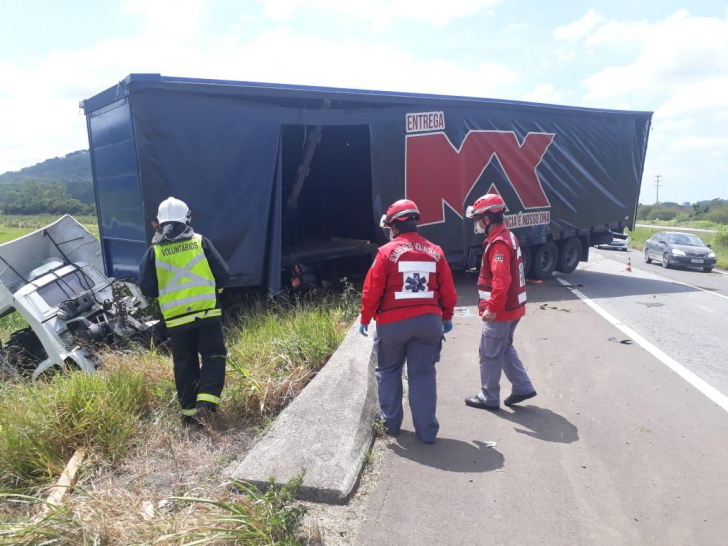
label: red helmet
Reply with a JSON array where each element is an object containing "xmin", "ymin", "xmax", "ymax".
[
  {"xmin": 380, "ymin": 199, "xmax": 420, "ymax": 228},
  {"xmin": 466, "ymin": 193, "xmax": 507, "ymax": 218}
]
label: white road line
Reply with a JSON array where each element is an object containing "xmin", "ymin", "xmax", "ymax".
[
  {"xmin": 666, "ymin": 279, "xmax": 728, "ymax": 301},
  {"xmin": 594, "ymin": 250, "xmax": 728, "ymax": 300},
  {"xmin": 555, "ymin": 275, "xmax": 728, "ymax": 414}
]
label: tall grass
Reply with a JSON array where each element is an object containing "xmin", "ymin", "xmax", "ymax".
[
  {"xmin": 163, "ymin": 475, "xmax": 307, "ymax": 545},
  {"xmin": 0, "ymin": 288, "xmax": 360, "ymax": 493},
  {"xmin": 0, "ymin": 369, "xmax": 157, "ymax": 491},
  {"xmin": 223, "ymin": 290, "xmax": 358, "ymax": 417},
  {"xmin": 0, "ymin": 494, "xmax": 95, "ymax": 545}
]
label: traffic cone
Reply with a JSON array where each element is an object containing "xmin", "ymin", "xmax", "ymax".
[{"xmin": 626, "ymin": 257, "xmax": 632, "ymax": 272}]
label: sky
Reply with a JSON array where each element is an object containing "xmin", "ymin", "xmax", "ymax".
[{"xmin": 0, "ymin": 0, "xmax": 726, "ymax": 205}]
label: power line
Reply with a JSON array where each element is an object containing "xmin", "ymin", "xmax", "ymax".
[{"xmin": 654, "ymin": 175, "xmax": 662, "ymax": 205}]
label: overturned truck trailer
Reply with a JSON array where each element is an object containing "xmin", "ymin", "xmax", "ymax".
[{"xmin": 80, "ymin": 74, "xmax": 651, "ymax": 293}]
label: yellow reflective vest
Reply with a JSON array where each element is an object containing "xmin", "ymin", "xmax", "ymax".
[{"xmin": 154, "ymin": 234, "xmax": 221, "ymax": 329}]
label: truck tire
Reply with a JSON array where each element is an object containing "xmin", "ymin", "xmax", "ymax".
[
  {"xmin": 556, "ymin": 237, "xmax": 582, "ymax": 274},
  {"xmin": 532, "ymin": 241, "xmax": 558, "ymax": 279},
  {"xmin": 521, "ymin": 246, "xmax": 532, "ymax": 279},
  {"xmin": 2, "ymin": 328, "xmax": 47, "ymax": 374}
]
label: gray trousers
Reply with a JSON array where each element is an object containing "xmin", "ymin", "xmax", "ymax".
[
  {"xmin": 373, "ymin": 313, "xmax": 443, "ymax": 443},
  {"xmin": 479, "ymin": 319, "xmax": 534, "ymax": 406}
]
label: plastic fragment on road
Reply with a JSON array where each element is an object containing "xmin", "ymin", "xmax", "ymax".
[{"xmin": 454, "ymin": 307, "xmax": 473, "ymax": 318}]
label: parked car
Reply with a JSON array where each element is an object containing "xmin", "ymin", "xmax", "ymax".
[
  {"xmin": 597, "ymin": 230, "xmax": 630, "ymax": 251},
  {"xmin": 644, "ymin": 231, "xmax": 716, "ymax": 272}
]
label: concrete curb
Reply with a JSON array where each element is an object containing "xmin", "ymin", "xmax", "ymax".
[{"xmin": 230, "ymin": 322, "xmax": 378, "ymax": 504}]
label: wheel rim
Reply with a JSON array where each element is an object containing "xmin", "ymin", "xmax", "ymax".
[
  {"xmin": 663, "ymin": 253, "xmax": 669, "ymax": 267},
  {"xmin": 644, "ymin": 249, "xmax": 649, "ymax": 262},
  {"xmin": 565, "ymin": 245, "xmax": 576, "ymax": 265},
  {"xmin": 539, "ymin": 248, "xmax": 555, "ymax": 270}
]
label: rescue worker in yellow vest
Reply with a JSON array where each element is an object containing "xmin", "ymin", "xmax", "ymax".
[{"xmin": 139, "ymin": 197, "xmax": 230, "ymax": 426}]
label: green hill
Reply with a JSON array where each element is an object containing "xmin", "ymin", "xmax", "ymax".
[{"xmin": 0, "ymin": 151, "xmax": 94, "ymax": 214}]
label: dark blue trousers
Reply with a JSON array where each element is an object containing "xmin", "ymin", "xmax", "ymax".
[{"xmin": 373, "ymin": 313, "xmax": 443, "ymax": 443}]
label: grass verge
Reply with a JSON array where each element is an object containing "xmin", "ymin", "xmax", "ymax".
[{"xmin": 0, "ymin": 289, "xmax": 358, "ymax": 543}]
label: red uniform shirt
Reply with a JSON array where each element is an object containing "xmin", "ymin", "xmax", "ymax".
[
  {"xmin": 478, "ymin": 224, "xmax": 527, "ymax": 322},
  {"xmin": 360, "ymin": 232, "xmax": 458, "ymax": 326}
]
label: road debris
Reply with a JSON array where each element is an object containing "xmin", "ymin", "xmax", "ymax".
[
  {"xmin": 539, "ymin": 304, "xmax": 571, "ymax": 312},
  {"xmin": 608, "ymin": 336, "xmax": 634, "ymax": 345}
]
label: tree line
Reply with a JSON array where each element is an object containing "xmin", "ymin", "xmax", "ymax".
[
  {"xmin": 0, "ymin": 179, "xmax": 94, "ymax": 215},
  {"xmin": 637, "ymin": 199, "xmax": 728, "ymax": 225}
]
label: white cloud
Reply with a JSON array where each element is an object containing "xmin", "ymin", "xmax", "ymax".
[
  {"xmin": 119, "ymin": 0, "xmax": 209, "ymax": 38},
  {"xmin": 0, "ymin": 6, "xmax": 518, "ymax": 173},
  {"xmin": 657, "ymin": 75, "xmax": 728, "ymax": 118},
  {"xmin": 523, "ymin": 84, "xmax": 563, "ymax": 104},
  {"xmin": 258, "ymin": 0, "xmax": 502, "ymax": 29},
  {"xmin": 554, "ymin": 9, "xmax": 603, "ymax": 42},
  {"xmin": 566, "ymin": 9, "xmax": 728, "ymax": 202},
  {"xmin": 669, "ymin": 135, "xmax": 728, "ymax": 152},
  {"xmin": 582, "ymin": 10, "xmax": 728, "ymax": 101}
]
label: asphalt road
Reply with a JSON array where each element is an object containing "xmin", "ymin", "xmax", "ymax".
[
  {"xmin": 356, "ymin": 251, "xmax": 728, "ymax": 545},
  {"xmin": 587, "ymin": 247, "xmax": 728, "ymax": 396}
]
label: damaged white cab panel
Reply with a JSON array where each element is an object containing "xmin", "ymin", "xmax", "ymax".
[{"xmin": 0, "ymin": 215, "xmax": 158, "ymax": 379}]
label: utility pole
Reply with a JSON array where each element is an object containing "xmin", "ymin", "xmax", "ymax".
[{"xmin": 654, "ymin": 175, "xmax": 662, "ymax": 205}]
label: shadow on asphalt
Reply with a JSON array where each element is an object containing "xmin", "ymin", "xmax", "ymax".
[
  {"xmin": 389, "ymin": 431, "xmax": 505, "ymax": 473},
  {"xmin": 493, "ymin": 405, "xmax": 579, "ymax": 444}
]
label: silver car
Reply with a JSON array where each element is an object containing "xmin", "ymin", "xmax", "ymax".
[
  {"xmin": 644, "ymin": 231, "xmax": 717, "ymax": 272},
  {"xmin": 597, "ymin": 230, "xmax": 630, "ymax": 251}
]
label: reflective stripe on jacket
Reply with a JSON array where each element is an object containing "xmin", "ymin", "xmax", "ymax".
[
  {"xmin": 478, "ymin": 224, "xmax": 527, "ymax": 322},
  {"xmin": 154, "ymin": 234, "xmax": 220, "ymax": 328}
]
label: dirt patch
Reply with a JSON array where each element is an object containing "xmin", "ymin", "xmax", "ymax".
[{"xmin": 57, "ymin": 416, "xmax": 259, "ymax": 544}]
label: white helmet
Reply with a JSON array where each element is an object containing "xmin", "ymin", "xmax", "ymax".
[{"xmin": 157, "ymin": 197, "xmax": 190, "ymax": 224}]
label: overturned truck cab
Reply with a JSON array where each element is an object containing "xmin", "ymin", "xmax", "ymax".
[{"xmin": 0, "ymin": 216, "xmax": 158, "ymax": 379}]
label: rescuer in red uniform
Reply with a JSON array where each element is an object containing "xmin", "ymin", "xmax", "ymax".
[
  {"xmin": 464, "ymin": 194, "xmax": 537, "ymax": 411},
  {"xmin": 358, "ymin": 199, "xmax": 458, "ymax": 443}
]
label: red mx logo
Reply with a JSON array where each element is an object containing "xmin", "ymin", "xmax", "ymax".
[{"xmin": 406, "ymin": 130, "xmax": 555, "ymax": 225}]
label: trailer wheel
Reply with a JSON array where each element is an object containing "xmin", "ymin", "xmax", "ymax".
[
  {"xmin": 532, "ymin": 241, "xmax": 558, "ymax": 279},
  {"xmin": 556, "ymin": 237, "xmax": 582, "ymax": 274}
]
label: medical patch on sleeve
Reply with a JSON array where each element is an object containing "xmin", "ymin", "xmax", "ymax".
[{"xmin": 495, "ymin": 254, "xmax": 504, "ymax": 262}]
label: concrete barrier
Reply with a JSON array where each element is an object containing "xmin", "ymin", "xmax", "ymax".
[{"xmin": 230, "ymin": 322, "xmax": 378, "ymax": 504}]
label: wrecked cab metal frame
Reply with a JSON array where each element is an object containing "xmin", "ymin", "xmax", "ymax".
[{"xmin": 0, "ymin": 215, "xmax": 156, "ymax": 379}]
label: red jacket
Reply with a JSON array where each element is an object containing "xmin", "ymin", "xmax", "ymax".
[
  {"xmin": 478, "ymin": 224, "xmax": 527, "ymax": 322},
  {"xmin": 360, "ymin": 232, "xmax": 458, "ymax": 326}
]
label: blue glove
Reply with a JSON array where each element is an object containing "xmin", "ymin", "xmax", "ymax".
[
  {"xmin": 442, "ymin": 320, "xmax": 453, "ymax": 334},
  {"xmin": 358, "ymin": 323, "xmax": 369, "ymax": 337}
]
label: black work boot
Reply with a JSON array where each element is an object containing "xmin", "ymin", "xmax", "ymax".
[
  {"xmin": 465, "ymin": 395, "xmax": 501, "ymax": 411},
  {"xmin": 504, "ymin": 391, "xmax": 537, "ymax": 407}
]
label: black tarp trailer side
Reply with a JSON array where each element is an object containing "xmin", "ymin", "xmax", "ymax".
[{"xmin": 80, "ymin": 74, "xmax": 651, "ymax": 294}]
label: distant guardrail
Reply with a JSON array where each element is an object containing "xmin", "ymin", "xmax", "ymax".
[{"xmin": 635, "ymin": 223, "xmax": 717, "ymax": 233}]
